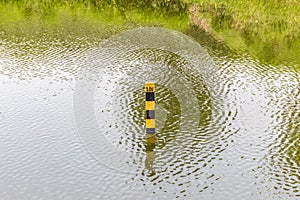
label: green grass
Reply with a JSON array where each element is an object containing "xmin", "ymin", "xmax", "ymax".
[
  {"xmin": 0, "ymin": 0, "xmax": 188, "ymax": 40},
  {"xmin": 190, "ymin": 0, "xmax": 300, "ymax": 65},
  {"xmin": 0, "ymin": 0, "xmax": 299, "ymax": 66}
]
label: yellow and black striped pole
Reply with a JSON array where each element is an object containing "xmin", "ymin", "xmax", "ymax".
[{"xmin": 145, "ymin": 82, "xmax": 155, "ymax": 134}]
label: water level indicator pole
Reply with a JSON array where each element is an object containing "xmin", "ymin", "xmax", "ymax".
[
  {"xmin": 143, "ymin": 82, "xmax": 156, "ymax": 176},
  {"xmin": 145, "ymin": 82, "xmax": 155, "ymax": 135}
]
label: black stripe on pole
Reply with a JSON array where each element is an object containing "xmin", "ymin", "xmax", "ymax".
[
  {"xmin": 146, "ymin": 128, "xmax": 155, "ymax": 134},
  {"xmin": 146, "ymin": 92, "xmax": 155, "ymax": 101},
  {"xmin": 146, "ymin": 110, "xmax": 155, "ymax": 119}
]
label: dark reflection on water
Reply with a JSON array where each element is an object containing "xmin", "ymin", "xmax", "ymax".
[
  {"xmin": 129, "ymin": 48, "xmax": 212, "ymax": 143},
  {"xmin": 0, "ymin": 27, "xmax": 299, "ymax": 199},
  {"xmin": 125, "ymin": 48, "xmax": 213, "ymax": 179},
  {"xmin": 259, "ymin": 85, "xmax": 300, "ymax": 196}
]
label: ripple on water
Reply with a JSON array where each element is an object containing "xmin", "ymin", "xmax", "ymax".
[
  {"xmin": 89, "ymin": 28, "xmax": 239, "ymax": 198},
  {"xmin": 0, "ymin": 27, "xmax": 299, "ymax": 199}
]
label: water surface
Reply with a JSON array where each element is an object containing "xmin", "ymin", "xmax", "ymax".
[{"xmin": 0, "ymin": 27, "xmax": 299, "ymax": 199}]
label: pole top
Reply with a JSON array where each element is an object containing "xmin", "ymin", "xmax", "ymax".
[{"xmin": 145, "ymin": 82, "xmax": 155, "ymax": 92}]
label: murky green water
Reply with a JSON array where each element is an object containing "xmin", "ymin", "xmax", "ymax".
[{"xmin": 0, "ymin": 25, "xmax": 299, "ymax": 200}]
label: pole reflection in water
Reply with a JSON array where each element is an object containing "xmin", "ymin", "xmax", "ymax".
[
  {"xmin": 144, "ymin": 82, "xmax": 156, "ymax": 176},
  {"xmin": 1, "ymin": 26, "xmax": 299, "ymax": 199},
  {"xmin": 143, "ymin": 134, "xmax": 156, "ymax": 176}
]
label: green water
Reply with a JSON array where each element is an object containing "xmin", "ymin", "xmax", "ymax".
[
  {"xmin": 1, "ymin": 0, "xmax": 299, "ymax": 66},
  {"xmin": 0, "ymin": 2, "xmax": 299, "ymax": 199}
]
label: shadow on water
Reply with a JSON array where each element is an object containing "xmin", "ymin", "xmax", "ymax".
[{"xmin": 185, "ymin": 25, "xmax": 234, "ymax": 58}]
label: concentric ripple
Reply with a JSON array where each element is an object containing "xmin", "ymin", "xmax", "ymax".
[
  {"xmin": 73, "ymin": 27, "xmax": 223, "ymax": 176},
  {"xmin": 1, "ymin": 26, "xmax": 299, "ymax": 199}
]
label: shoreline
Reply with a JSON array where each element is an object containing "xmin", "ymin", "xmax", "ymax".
[
  {"xmin": 0, "ymin": 1, "xmax": 299, "ymax": 66},
  {"xmin": 188, "ymin": 3, "xmax": 299, "ymax": 66}
]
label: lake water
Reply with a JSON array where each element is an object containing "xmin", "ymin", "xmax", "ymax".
[{"xmin": 0, "ymin": 27, "xmax": 299, "ymax": 199}]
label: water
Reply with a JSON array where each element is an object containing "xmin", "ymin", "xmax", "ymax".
[{"xmin": 0, "ymin": 27, "xmax": 299, "ymax": 199}]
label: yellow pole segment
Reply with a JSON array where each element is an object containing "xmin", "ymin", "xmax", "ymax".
[{"xmin": 145, "ymin": 82, "xmax": 155, "ymax": 134}]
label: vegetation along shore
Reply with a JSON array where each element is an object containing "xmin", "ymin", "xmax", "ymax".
[{"xmin": 0, "ymin": 0, "xmax": 299, "ymax": 66}]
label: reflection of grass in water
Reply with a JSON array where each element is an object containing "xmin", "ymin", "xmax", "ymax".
[
  {"xmin": 0, "ymin": 0, "xmax": 188, "ymax": 40},
  {"xmin": 267, "ymin": 116, "xmax": 300, "ymax": 194},
  {"xmin": 128, "ymin": 48, "xmax": 212, "ymax": 150},
  {"xmin": 1, "ymin": 0, "xmax": 299, "ymax": 66},
  {"xmin": 190, "ymin": 0, "xmax": 300, "ymax": 66}
]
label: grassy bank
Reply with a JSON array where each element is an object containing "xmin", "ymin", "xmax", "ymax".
[
  {"xmin": 0, "ymin": 0, "xmax": 188, "ymax": 41},
  {"xmin": 190, "ymin": 0, "xmax": 300, "ymax": 65},
  {"xmin": 0, "ymin": 0, "xmax": 299, "ymax": 66}
]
